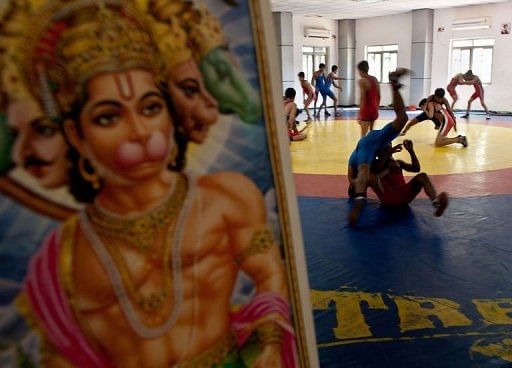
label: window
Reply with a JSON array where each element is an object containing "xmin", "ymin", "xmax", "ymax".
[
  {"xmin": 302, "ymin": 47, "xmax": 328, "ymax": 82},
  {"xmin": 450, "ymin": 38, "xmax": 494, "ymax": 83},
  {"xmin": 365, "ymin": 44, "xmax": 398, "ymax": 83}
]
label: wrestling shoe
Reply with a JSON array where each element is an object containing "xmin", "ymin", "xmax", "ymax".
[
  {"xmin": 461, "ymin": 114, "xmax": 469, "ymax": 119},
  {"xmin": 325, "ymin": 110, "xmax": 331, "ymax": 116},
  {"xmin": 486, "ymin": 114, "xmax": 491, "ymax": 120},
  {"xmin": 433, "ymin": 192, "xmax": 449, "ymax": 217}
]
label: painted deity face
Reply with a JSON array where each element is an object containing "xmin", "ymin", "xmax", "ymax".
[
  {"xmin": 72, "ymin": 70, "xmax": 172, "ymax": 183},
  {"xmin": 7, "ymin": 97, "xmax": 68, "ymax": 188},
  {"xmin": 168, "ymin": 59, "xmax": 218, "ymax": 143}
]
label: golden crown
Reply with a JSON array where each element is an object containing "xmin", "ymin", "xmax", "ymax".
[
  {"xmin": 186, "ymin": 3, "xmax": 227, "ymax": 60},
  {"xmin": 148, "ymin": 0, "xmax": 227, "ymax": 62},
  {"xmin": 150, "ymin": 19, "xmax": 191, "ymax": 73},
  {"xmin": 0, "ymin": 0, "xmax": 34, "ymax": 102},
  {"xmin": 22, "ymin": 0, "xmax": 163, "ymax": 117}
]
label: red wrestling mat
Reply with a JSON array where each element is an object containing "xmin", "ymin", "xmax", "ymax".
[{"xmin": 294, "ymin": 167, "xmax": 512, "ymax": 198}]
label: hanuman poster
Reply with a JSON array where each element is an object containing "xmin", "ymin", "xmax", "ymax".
[{"xmin": 0, "ymin": 0, "xmax": 317, "ymax": 366}]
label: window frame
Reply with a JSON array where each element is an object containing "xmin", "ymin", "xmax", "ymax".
[
  {"xmin": 365, "ymin": 44, "xmax": 398, "ymax": 83},
  {"xmin": 301, "ymin": 46, "xmax": 328, "ymax": 83},
  {"xmin": 450, "ymin": 38, "xmax": 494, "ymax": 84}
]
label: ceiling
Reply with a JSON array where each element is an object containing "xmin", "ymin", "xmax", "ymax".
[{"xmin": 270, "ymin": 0, "xmax": 510, "ymax": 20}]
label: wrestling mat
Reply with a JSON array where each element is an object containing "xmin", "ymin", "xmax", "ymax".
[{"xmin": 292, "ymin": 109, "xmax": 512, "ymax": 367}]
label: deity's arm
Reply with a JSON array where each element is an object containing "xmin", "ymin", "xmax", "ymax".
[
  {"xmin": 204, "ymin": 172, "xmax": 296, "ymax": 368},
  {"xmin": 211, "ymin": 172, "xmax": 288, "ymax": 297}
]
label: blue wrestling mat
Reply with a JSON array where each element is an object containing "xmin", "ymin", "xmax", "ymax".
[{"xmin": 299, "ymin": 195, "xmax": 512, "ymax": 368}]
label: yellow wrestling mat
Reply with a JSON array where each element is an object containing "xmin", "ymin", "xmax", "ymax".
[{"xmin": 290, "ymin": 119, "xmax": 512, "ymax": 176}]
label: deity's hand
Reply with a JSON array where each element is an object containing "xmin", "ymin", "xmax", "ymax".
[
  {"xmin": 0, "ymin": 113, "xmax": 14, "ymax": 175},
  {"xmin": 199, "ymin": 48, "xmax": 262, "ymax": 124},
  {"xmin": 253, "ymin": 344, "xmax": 282, "ymax": 368}
]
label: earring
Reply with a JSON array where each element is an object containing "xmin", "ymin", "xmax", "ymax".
[{"xmin": 78, "ymin": 156, "xmax": 101, "ymax": 189}]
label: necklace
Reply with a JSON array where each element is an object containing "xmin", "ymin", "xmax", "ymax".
[
  {"xmin": 86, "ymin": 175, "xmax": 183, "ymax": 252},
  {"xmin": 79, "ymin": 175, "xmax": 197, "ymax": 339}
]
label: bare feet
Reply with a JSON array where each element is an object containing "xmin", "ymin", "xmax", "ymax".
[
  {"xmin": 457, "ymin": 135, "xmax": 468, "ymax": 147},
  {"xmin": 388, "ymin": 68, "xmax": 409, "ymax": 88},
  {"xmin": 433, "ymin": 192, "xmax": 448, "ymax": 217},
  {"xmin": 348, "ymin": 199, "xmax": 366, "ymax": 226}
]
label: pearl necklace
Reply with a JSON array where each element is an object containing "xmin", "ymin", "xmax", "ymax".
[{"xmin": 79, "ymin": 176, "xmax": 197, "ymax": 339}]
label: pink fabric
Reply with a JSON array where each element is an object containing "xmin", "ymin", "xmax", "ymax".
[
  {"xmin": 230, "ymin": 292, "xmax": 299, "ymax": 367},
  {"xmin": 24, "ymin": 228, "xmax": 112, "ymax": 367}
]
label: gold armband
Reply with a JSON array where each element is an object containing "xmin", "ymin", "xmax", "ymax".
[
  {"xmin": 235, "ymin": 228, "xmax": 275, "ymax": 265},
  {"xmin": 257, "ymin": 321, "xmax": 284, "ymax": 348}
]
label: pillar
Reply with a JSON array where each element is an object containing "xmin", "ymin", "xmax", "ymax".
[
  {"xmin": 410, "ymin": 9, "xmax": 433, "ymax": 106},
  {"xmin": 272, "ymin": 12, "xmax": 295, "ymax": 94},
  {"xmin": 337, "ymin": 19, "xmax": 356, "ymax": 106}
]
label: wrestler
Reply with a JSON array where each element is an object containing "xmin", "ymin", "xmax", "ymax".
[
  {"xmin": 347, "ymin": 68, "xmax": 409, "ymax": 226},
  {"xmin": 424, "ymin": 94, "xmax": 467, "ymax": 148},
  {"xmin": 461, "ymin": 70, "xmax": 491, "ymax": 120},
  {"xmin": 284, "ymin": 88, "xmax": 308, "ymax": 141},
  {"xmin": 325, "ymin": 65, "xmax": 343, "ymax": 117},
  {"xmin": 311, "ymin": 63, "xmax": 327, "ymax": 118},
  {"xmin": 298, "ymin": 72, "xmax": 315, "ymax": 122},
  {"xmin": 357, "ymin": 60, "xmax": 380, "ymax": 137},
  {"xmin": 401, "ymin": 88, "xmax": 457, "ymax": 136},
  {"xmin": 446, "ymin": 73, "xmax": 465, "ymax": 110},
  {"xmin": 369, "ymin": 139, "xmax": 449, "ymax": 216}
]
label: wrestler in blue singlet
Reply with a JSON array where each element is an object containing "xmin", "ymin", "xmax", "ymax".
[
  {"xmin": 322, "ymin": 77, "xmax": 336, "ymax": 100},
  {"xmin": 348, "ymin": 123, "xmax": 400, "ymax": 169},
  {"xmin": 315, "ymin": 73, "xmax": 327, "ymax": 96}
]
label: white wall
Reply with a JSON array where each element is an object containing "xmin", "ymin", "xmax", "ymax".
[
  {"xmin": 291, "ymin": 15, "xmax": 338, "ymax": 108},
  {"xmin": 355, "ymin": 12, "xmax": 413, "ymax": 106},
  {"xmin": 432, "ymin": 2, "xmax": 512, "ymax": 112},
  {"xmin": 281, "ymin": 2, "xmax": 512, "ymax": 112}
]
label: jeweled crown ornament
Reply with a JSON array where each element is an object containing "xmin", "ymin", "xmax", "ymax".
[
  {"xmin": 22, "ymin": 0, "xmax": 162, "ymax": 117},
  {"xmin": 0, "ymin": 0, "xmax": 33, "ymax": 102},
  {"xmin": 148, "ymin": 0, "xmax": 227, "ymax": 62}
]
